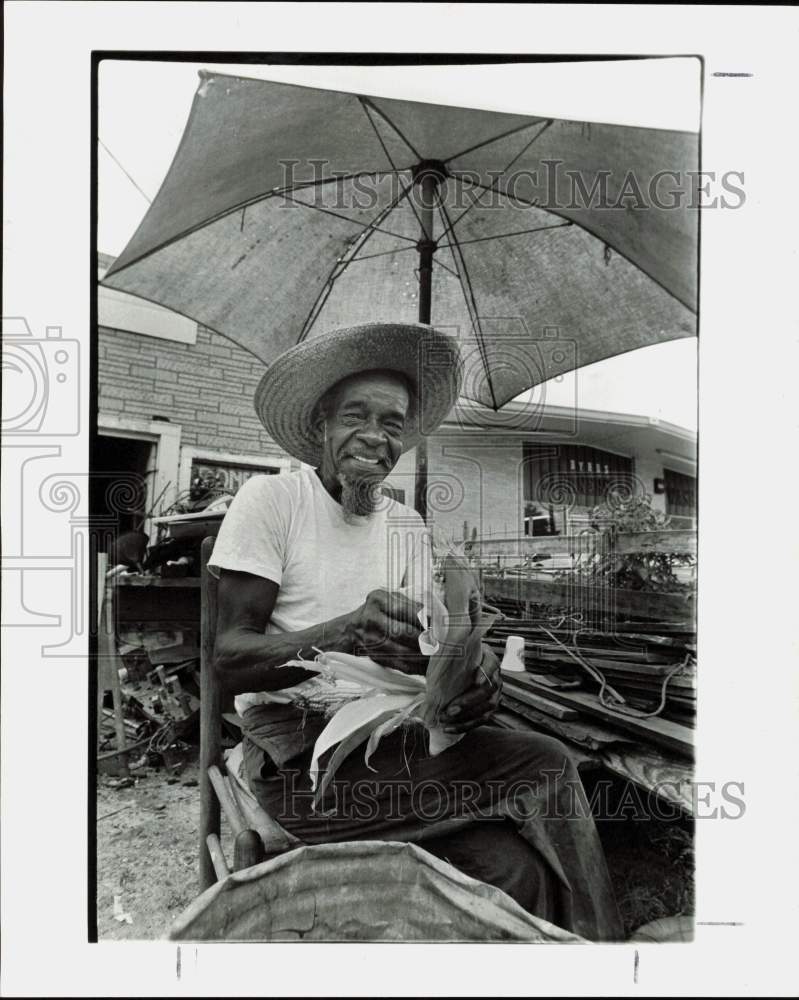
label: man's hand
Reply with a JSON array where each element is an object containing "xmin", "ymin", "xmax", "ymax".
[
  {"xmin": 349, "ymin": 588, "xmax": 428, "ymax": 675},
  {"xmin": 440, "ymin": 644, "xmax": 502, "ymax": 733}
]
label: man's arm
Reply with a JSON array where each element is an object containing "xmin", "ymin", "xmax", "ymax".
[{"xmin": 214, "ymin": 569, "xmax": 427, "ymax": 695}]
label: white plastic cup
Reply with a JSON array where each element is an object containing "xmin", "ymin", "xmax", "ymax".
[{"xmin": 500, "ymin": 635, "xmax": 526, "ymax": 672}]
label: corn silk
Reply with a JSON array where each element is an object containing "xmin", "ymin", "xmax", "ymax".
[{"xmin": 274, "ymin": 543, "xmax": 499, "ymax": 807}]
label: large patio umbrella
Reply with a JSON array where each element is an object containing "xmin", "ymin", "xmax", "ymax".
[{"xmin": 101, "ymin": 70, "xmax": 697, "ymax": 516}]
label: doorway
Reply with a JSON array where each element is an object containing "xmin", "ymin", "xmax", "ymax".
[{"xmin": 92, "ymin": 434, "xmax": 154, "ymax": 545}]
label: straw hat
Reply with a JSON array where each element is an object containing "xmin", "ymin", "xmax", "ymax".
[{"xmin": 254, "ymin": 323, "xmax": 463, "ymax": 466}]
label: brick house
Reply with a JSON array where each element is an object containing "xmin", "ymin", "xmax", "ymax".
[{"xmin": 97, "ymin": 253, "xmax": 696, "ymax": 541}]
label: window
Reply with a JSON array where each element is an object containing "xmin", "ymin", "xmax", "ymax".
[
  {"xmin": 523, "ymin": 443, "xmax": 634, "ymax": 509},
  {"xmin": 664, "ymin": 468, "xmax": 696, "ymax": 518}
]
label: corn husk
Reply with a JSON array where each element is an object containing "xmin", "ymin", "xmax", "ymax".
[{"xmin": 277, "ymin": 541, "xmax": 496, "ymax": 809}]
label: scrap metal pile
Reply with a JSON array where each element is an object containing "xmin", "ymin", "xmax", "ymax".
[{"xmin": 98, "ymin": 627, "xmax": 202, "ymax": 772}]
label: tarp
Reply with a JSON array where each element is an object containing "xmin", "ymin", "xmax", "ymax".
[{"xmin": 169, "ymin": 840, "xmax": 583, "ymax": 942}]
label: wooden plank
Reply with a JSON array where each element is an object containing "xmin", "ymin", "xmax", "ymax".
[
  {"xmin": 516, "ymin": 667, "xmax": 691, "ymax": 715},
  {"xmin": 497, "ymin": 699, "xmax": 633, "ymax": 752},
  {"xmin": 492, "ymin": 711, "xmax": 599, "ymax": 770},
  {"xmin": 490, "ymin": 628, "xmax": 682, "ymax": 662},
  {"xmin": 521, "ymin": 651, "xmax": 682, "ymax": 675},
  {"xmin": 205, "ymin": 833, "xmax": 230, "ymax": 881},
  {"xmin": 471, "ymin": 530, "xmax": 696, "ymax": 557},
  {"xmin": 501, "ymin": 677, "xmax": 580, "ymax": 720},
  {"xmin": 606, "ymin": 677, "xmax": 696, "ymax": 702},
  {"xmin": 482, "ymin": 575, "xmax": 695, "ymax": 622},
  {"xmin": 509, "ymin": 676, "xmax": 695, "ymax": 759},
  {"xmin": 226, "ymin": 766, "xmax": 300, "ymax": 854},
  {"xmin": 208, "ymin": 765, "xmax": 246, "ymax": 838},
  {"xmin": 525, "ymin": 672, "xmax": 584, "ymax": 690},
  {"xmin": 98, "ymin": 568, "xmax": 129, "ymax": 778}
]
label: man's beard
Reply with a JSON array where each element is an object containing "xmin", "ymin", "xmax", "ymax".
[{"xmin": 337, "ymin": 472, "xmax": 383, "ymax": 522}]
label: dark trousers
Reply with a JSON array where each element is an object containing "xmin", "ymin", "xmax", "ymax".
[{"xmin": 243, "ymin": 722, "xmax": 623, "ymax": 941}]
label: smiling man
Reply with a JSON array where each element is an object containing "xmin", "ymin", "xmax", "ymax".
[
  {"xmin": 315, "ymin": 368, "xmax": 410, "ymax": 521},
  {"xmin": 208, "ymin": 322, "xmax": 622, "ymax": 940}
]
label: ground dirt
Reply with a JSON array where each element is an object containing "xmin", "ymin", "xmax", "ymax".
[
  {"xmin": 96, "ymin": 753, "xmax": 232, "ymax": 940},
  {"xmin": 96, "ymin": 746, "xmax": 693, "ymax": 941}
]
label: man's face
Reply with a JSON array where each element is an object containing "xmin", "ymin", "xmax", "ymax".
[{"xmin": 315, "ymin": 370, "xmax": 410, "ymax": 513}]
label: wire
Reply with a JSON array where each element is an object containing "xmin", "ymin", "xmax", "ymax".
[
  {"xmin": 596, "ymin": 654, "xmax": 692, "ymax": 720},
  {"xmin": 98, "ymin": 139, "xmax": 153, "ymax": 205},
  {"xmin": 538, "ymin": 614, "xmax": 693, "ymax": 720}
]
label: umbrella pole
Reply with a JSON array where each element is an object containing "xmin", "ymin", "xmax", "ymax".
[{"xmin": 413, "ymin": 169, "xmax": 439, "ymax": 521}]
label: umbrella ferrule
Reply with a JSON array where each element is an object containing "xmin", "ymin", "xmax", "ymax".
[{"xmin": 411, "ymin": 159, "xmax": 448, "ymax": 184}]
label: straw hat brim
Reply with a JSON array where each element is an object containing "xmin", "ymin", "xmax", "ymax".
[{"xmin": 254, "ymin": 323, "xmax": 463, "ymax": 466}]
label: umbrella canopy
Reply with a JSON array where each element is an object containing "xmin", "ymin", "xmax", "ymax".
[{"xmin": 102, "ymin": 71, "xmax": 697, "ymax": 413}]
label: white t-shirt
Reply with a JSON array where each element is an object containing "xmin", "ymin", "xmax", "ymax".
[{"xmin": 209, "ymin": 467, "xmax": 432, "ymax": 712}]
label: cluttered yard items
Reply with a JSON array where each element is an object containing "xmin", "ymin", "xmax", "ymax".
[
  {"xmin": 98, "ymin": 472, "xmax": 245, "ymax": 775},
  {"xmin": 477, "ymin": 520, "xmax": 697, "ymax": 816}
]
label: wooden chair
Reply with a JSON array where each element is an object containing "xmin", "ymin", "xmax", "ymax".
[{"xmin": 198, "ymin": 536, "xmax": 475, "ymax": 891}]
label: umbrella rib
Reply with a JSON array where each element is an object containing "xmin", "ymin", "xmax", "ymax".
[
  {"xmin": 297, "ymin": 186, "xmax": 418, "ymax": 342},
  {"xmin": 438, "ymin": 220, "xmax": 572, "ymax": 249},
  {"xmin": 269, "ymin": 169, "xmax": 399, "ymax": 198},
  {"xmin": 357, "ymin": 99, "xmax": 429, "ymax": 235},
  {"xmin": 467, "ymin": 181, "xmax": 697, "ymax": 313},
  {"xmin": 103, "ymin": 178, "xmax": 395, "ymax": 279},
  {"xmin": 441, "ymin": 116, "xmax": 552, "ymax": 166},
  {"xmin": 358, "ymin": 97, "xmax": 403, "ymax": 173},
  {"xmin": 280, "ymin": 191, "xmax": 418, "ymax": 245},
  {"xmin": 432, "ymin": 255, "xmax": 461, "ymax": 280},
  {"xmin": 438, "ymin": 119, "xmax": 554, "ymax": 242},
  {"xmin": 344, "ymin": 244, "xmax": 420, "ymax": 264},
  {"xmin": 358, "ymin": 96, "xmax": 422, "ymax": 162},
  {"xmin": 345, "ymin": 180, "xmax": 428, "ymax": 264},
  {"xmin": 437, "ymin": 201, "xmax": 499, "ymax": 411}
]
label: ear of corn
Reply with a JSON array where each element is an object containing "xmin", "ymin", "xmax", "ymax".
[
  {"xmin": 420, "ymin": 551, "xmax": 498, "ymax": 729},
  {"xmin": 295, "ymin": 539, "xmax": 500, "ymax": 801}
]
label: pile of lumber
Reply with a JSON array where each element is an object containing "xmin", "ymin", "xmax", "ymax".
[{"xmin": 487, "ymin": 616, "xmax": 696, "ymax": 812}]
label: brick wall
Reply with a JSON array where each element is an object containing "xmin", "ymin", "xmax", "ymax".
[{"xmin": 98, "ymin": 324, "xmax": 286, "ymax": 456}]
